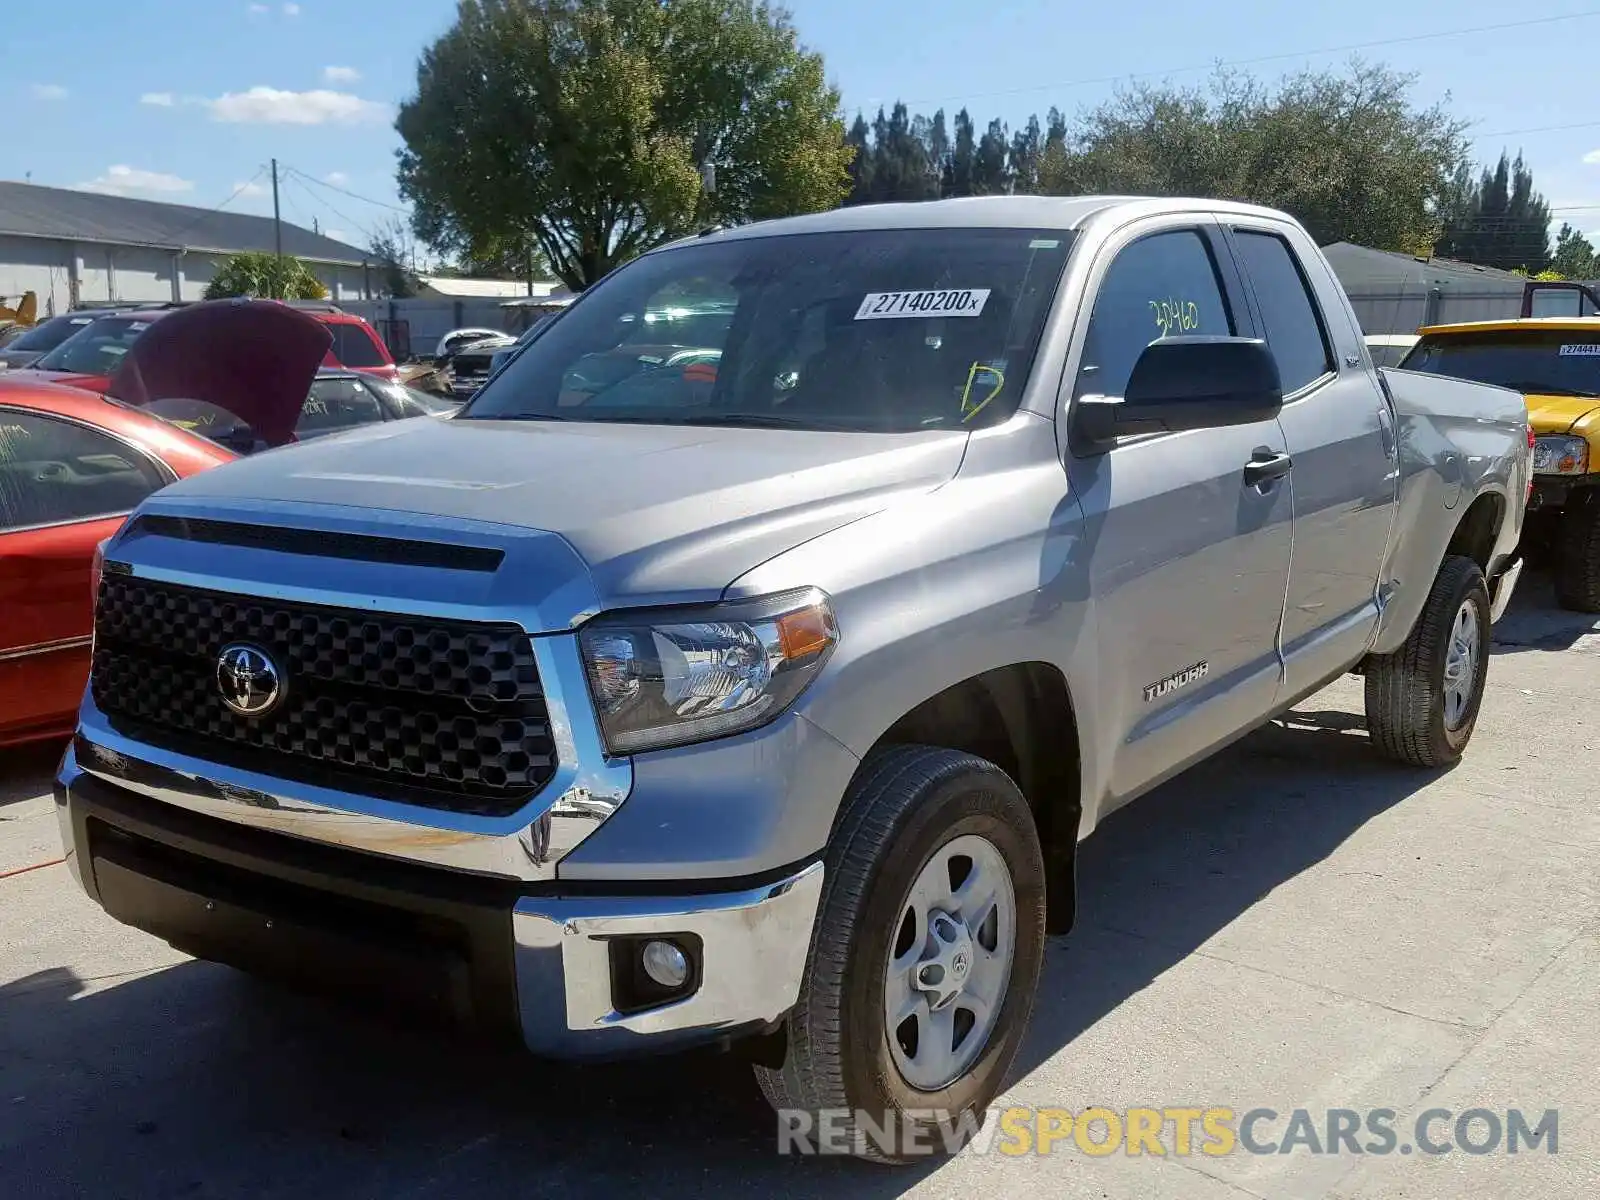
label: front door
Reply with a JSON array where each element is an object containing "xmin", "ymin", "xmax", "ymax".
[
  {"xmin": 0, "ymin": 409, "xmax": 166, "ymax": 743},
  {"xmin": 1065, "ymin": 221, "xmax": 1293, "ymax": 806}
]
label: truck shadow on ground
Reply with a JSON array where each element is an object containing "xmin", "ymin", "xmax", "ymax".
[
  {"xmin": 1488, "ymin": 569, "xmax": 1600, "ymax": 655},
  {"xmin": 0, "ymin": 705, "xmax": 1447, "ymax": 1200}
]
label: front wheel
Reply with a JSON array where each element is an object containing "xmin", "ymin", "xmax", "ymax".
[
  {"xmin": 1364, "ymin": 554, "xmax": 1491, "ymax": 768},
  {"xmin": 755, "ymin": 745, "xmax": 1046, "ymax": 1163}
]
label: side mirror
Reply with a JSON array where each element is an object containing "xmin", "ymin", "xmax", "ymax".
[{"xmin": 1075, "ymin": 336, "xmax": 1283, "ymax": 449}]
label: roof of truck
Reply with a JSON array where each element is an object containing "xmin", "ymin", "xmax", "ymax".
[
  {"xmin": 668, "ymin": 195, "xmax": 1304, "ymax": 248},
  {"xmin": 1417, "ymin": 317, "xmax": 1600, "ymax": 336}
]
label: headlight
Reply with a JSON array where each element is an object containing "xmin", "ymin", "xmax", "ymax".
[
  {"xmin": 579, "ymin": 588, "xmax": 838, "ymax": 754},
  {"xmin": 1532, "ymin": 435, "xmax": 1589, "ymax": 476}
]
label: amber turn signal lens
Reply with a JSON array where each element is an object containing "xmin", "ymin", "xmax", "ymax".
[{"xmin": 777, "ymin": 606, "xmax": 834, "ymax": 660}]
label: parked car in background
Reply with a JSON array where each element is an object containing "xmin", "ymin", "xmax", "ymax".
[
  {"xmin": 1, "ymin": 299, "xmax": 331, "ymax": 747},
  {"xmin": 0, "ymin": 308, "xmax": 130, "ymax": 372},
  {"xmin": 488, "ymin": 311, "xmax": 564, "ymax": 376},
  {"xmin": 3, "ymin": 302, "xmax": 398, "ymax": 394},
  {"xmin": 296, "ymin": 369, "xmax": 460, "ymax": 441},
  {"xmin": 60, "ymin": 197, "xmax": 1529, "ymax": 1161},
  {"xmin": 1398, "ymin": 316, "xmax": 1600, "ymax": 610},
  {"xmin": 1364, "ymin": 331, "xmax": 1418, "ymax": 368},
  {"xmin": 432, "ymin": 327, "xmax": 506, "ymax": 360},
  {"xmin": 445, "ymin": 332, "xmax": 519, "ymax": 400}
]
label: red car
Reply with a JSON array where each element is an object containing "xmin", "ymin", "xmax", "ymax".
[
  {"xmin": 3, "ymin": 301, "xmax": 396, "ymax": 395},
  {"xmin": 0, "ymin": 300, "xmax": 331, "ymax": 747}
]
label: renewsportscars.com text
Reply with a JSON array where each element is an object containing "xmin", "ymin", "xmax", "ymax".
[{"xmin": 777, "ymin": 1106, "xmax": 1560, "ymax": 1158}]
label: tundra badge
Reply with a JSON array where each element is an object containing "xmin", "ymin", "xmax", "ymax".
[{"xmin": 1143, "ymin": 660, "xmax": 1209, "ymax": 703}]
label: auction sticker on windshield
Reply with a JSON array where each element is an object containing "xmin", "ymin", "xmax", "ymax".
[
  {"xmin": 856, "ymin": 289, "xmax": 991, "ymax": 320},
  {"xmin": 1557, "ymin": 344, "xmax": 1600, "ymax": 356}
]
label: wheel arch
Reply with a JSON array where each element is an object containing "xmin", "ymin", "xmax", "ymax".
[{"xmin": 851, "ymin": 662, "xmax": 1082, "ymax": 935}]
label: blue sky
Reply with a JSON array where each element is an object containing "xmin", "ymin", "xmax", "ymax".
[{"xmin": 6, "ymin": 0, "xmax": 1600, "ymax": 257}]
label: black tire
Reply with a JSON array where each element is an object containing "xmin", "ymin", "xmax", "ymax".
[
  {"xmin": 1364, "ymin": 554, "xmax": 1491, "ymax": 768},
  {"xmin": 1554, "ymin": 496, "xmax": 1600, "ymax": 613},
  {"xmin": 754, "ymin": 745, "xmax": 1046, "ymax": 1164}
]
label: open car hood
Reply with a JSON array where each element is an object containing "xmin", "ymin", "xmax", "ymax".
[{"xmin": 106, "ymin": 299, "xmax": 332, "ymax": 447}]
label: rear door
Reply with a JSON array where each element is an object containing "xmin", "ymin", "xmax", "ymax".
[
  {"xmin": 1065, "ymin": 217, "xmax": 1294, "ymax": 804},
  {"xmin": 0, "ymin": 409, "xmax": 169, "ymax": 742},
  {"xmin": 297, "ymin": 376, "xmax": 391, "ymax": 439},
  {"xmin": 1222, "ymin": 219, "xmax": 1398, "ymax": 697}
]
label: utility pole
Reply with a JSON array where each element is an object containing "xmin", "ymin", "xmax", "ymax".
[{"xmin": 270, "ymin": 158, "xmax": 283, "ymax": 260}]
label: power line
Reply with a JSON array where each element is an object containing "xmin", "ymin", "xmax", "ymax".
[
  {"xmin": 1475, "ymin": 119, "xmax": 1600, "ymax": 140},
  {"xmin": 164, "ymin": 166, "xmax": 269, "ymax": 244},
  {"xmin": 894, "ymin": 9, "xmax": 1600, "ymax": 109},
  {"xmin": 284, "ymin": 165, "xmax": 408, "ymax": 213},
  {"xmin": 283, "ymin": 173, "xmax": 376, "ymax": 247}
]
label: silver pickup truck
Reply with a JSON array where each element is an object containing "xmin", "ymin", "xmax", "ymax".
[{"xmin": 57, "ymin": 197, "xmax": 1529, "ymax": 1161}]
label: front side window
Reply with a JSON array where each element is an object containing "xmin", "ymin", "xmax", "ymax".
[
  {"xmin": 1075, "ymin": 230, "xmax": 1233, "ymax": 399},
  {"xmin": 299, "ymin": 377, "xmax": 386, "ymax": 436},
  {"xmin": 1399, "ymin": 329, "xmax": 1600, "ymax": 397},
  {"xmin": 0, "ymin": 410, "xmax": 166, "ymax": 530},
  {"xmin": 463, "ymin": 227, "xmax": 1076, "ymax": 432},
  {"xmin": 33, "ymin": 315, "xmax": 154, "ymax": 375},
  {"xmin": 1233, "ymin": 231, "xmax": 1333, "ymax": 393}
]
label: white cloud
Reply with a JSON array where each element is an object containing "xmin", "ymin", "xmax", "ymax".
[
  {"xmin": 31, "ymin": 83, "xmax": 68, "ymax": 101},
  {"xmin": 324, "ymin": 229, "xmax": 349, "ymax": 242},
  {"xmin": 1583, "ymin": 149, "xmax": 1600, "ymax": 165},
  {"xmin": 323, "ymin": 66, "xmax": 360, "ymax": 84},
  {"xmin": 76, "ymin": 165, "xmax": 195, "ymax": 197},
  {"xmin": 283, "ymin": 2, "xmax": 300, "ymax": 13},
  {"xmin": 247, "ymin": 2, "xmax": 269, "ymax": 12},
  {"xmin": 206, "ymin": 87, "xmax": 387, "ymax": 125},
  {"xmin": 141, "ymin": 92, "xmax": 175, "ymax": 107},
  {"xmin": 323, "ymin": 170, "xmax": 350, "ymax": 186},
  {"xmin": 233, "ymin": 179, "xmax": 267, "ymax": 197}
]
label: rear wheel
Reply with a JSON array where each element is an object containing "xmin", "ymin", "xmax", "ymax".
[
  {"xmin": 1554, "ymin": 495, "xmax": 1600, "ymax": 613},
  {"xmin": 1364, "ymin": 555, "xmax": 1490, "ymax": 768},
  {"xmin": 755, "ymin": 745, "xmax": 1046, "ymax": 1163}
]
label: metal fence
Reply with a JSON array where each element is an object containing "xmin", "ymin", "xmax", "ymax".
[
  {"xmin": 342, "ymin": 297, "xmax": 569, "ymax": 360},
  {"xmin": 1344, "ymin": 286, "xmax": 1531, "ymax": 336}
]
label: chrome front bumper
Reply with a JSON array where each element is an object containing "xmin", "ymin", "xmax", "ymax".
[{"xmin": 56, "ymin": 743, "xmax": 823, "ymax": 1057}]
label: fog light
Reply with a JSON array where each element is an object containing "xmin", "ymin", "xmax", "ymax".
[{"xmin": 640, "ymin": 939, "xmax": 689, "ymax": 989}]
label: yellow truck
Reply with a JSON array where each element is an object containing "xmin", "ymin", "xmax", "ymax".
[{"xmin": 1399, "ymin": 317, "xmax": 1600, "ymax": 611}]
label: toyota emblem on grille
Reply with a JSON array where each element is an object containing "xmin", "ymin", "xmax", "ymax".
[{"xmin": 216, "ymin": 643, "xmax": 284, "ymax": 717}]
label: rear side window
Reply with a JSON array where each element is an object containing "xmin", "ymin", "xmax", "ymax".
[
  {"xmin": 326, "ymin": 323, "xmax": 389, "ymax": 368},
  {"xmin": 0, "ymin": 411, "xmax": 166, "ymax": 530},
  {"xmin": 1076, "ymin": 230, "xmax": 1233, "ymax": 399},
  {"xmin": 1233, "ymin": 231, "xmax": 1333, "ymax": 393},
  {"xmin": 300, "ymin": 377, "xmax": 386, "ymax": 435}
]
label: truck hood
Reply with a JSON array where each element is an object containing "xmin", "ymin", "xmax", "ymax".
[
  {"xmin": 158, "ymin": 416, "xmax": 968, "ymax": 605},
  {"xmin": 106, "ymin": 299, "xmax": 332, "ymax": 446},
  {"xmin": 1525, "ymin": 392, "xmax": 1600, "ymax": 437}
]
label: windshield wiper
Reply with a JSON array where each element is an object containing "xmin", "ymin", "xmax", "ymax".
[
  {"xmin": 657, "ymin": 412, "xmax": 824, "ymax": 429},
  {"xmin": 1499, "ymin": 382, "xmax": 1600, "ymax": 398}
]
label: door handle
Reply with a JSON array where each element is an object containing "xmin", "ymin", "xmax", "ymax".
[{"xmin": 1243, "ymin": 450, "xmax": 1293, "ymax": 487}]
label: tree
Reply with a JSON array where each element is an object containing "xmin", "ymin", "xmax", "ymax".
[
  {"xmin": 974, "ymin": 118, "xmax": 1011, "ymax": 194},
  {"xmin": 367, "ymin": 216, "xmax": 420, "ymax": 298},
  {"xmin": 1551, "ymin": 223, "xmax": 1599, "ymax": 280},
  {"xmin": 203, "ymin": 253, "xmax": 327, "ymax": 301},
  {"xmin": 1068, "ymin": 61, "xmax": 1469, "ymax": 253},
  {"xmin": 946, "ymin": 109, "xmax": 976, "ymax": 197},
  {"xmin": 1009, "ymin": 114, "xmax": 1042, "ymax": 194},
  {"xmin": 396, "ymin": 0, "xmax": 854, "ymax": 291},
  {"xmin": 845, "ymin": 113, "xmax": 875, "ymax": 204},
  {"xmin": 1436, "ymin": 151, "xmax": 1554, "ymax": 272}
]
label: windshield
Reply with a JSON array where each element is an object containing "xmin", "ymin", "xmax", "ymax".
[
  {"xmin": 462, "ymin": 227, "xmax": 1075, "ymax": 432},
  {"xmin": 1399, "ymin": 328, "xmax": 1600, "ymax": 397},
  {"xmin": 6, "ymin": 313, "xmax": 101, "ymax": 354},
  {"xmin": 33, "ymin": 314, "xmax": 156, "ymax": 375}
]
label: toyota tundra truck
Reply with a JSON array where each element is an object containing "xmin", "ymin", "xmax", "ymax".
[{"xmin": 55, "ymin": 197, "xmax": 1530, "ymax": 1162}]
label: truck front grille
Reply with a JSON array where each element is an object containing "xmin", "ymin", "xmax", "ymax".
[{"xmin": 90, "ymin": 574, "xmax": 558, "ymax": 818}]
